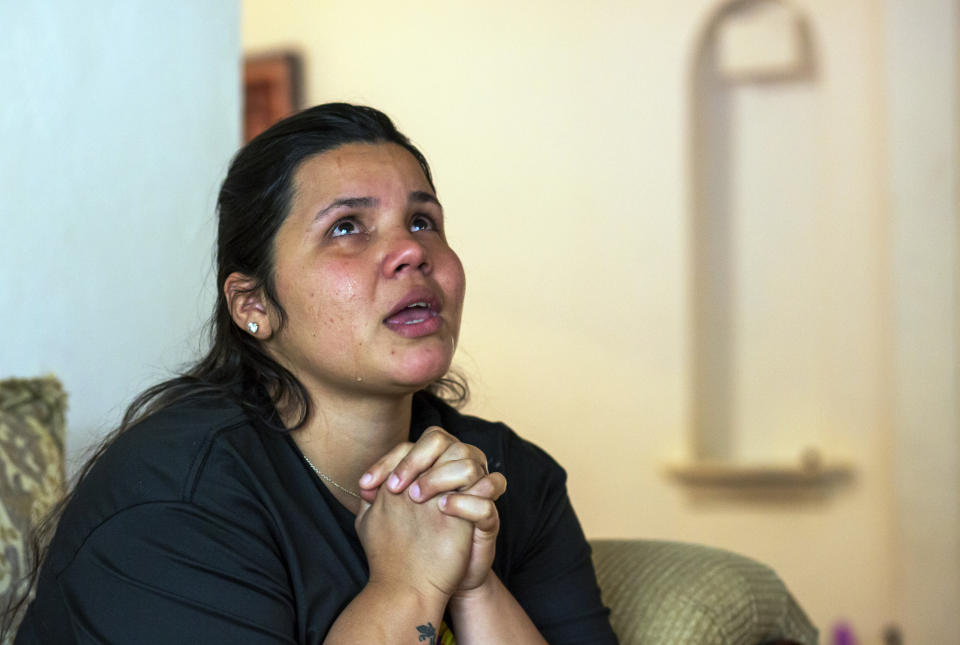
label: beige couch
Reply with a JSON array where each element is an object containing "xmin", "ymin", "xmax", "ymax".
[{"xmin": 0, "ymin": 376, "xmax": 816, "ymax": 644}]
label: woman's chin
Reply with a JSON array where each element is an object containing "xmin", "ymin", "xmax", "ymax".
[{"xmin": 386, "ymin": 350, "xmax": 454, "ymax": 390}]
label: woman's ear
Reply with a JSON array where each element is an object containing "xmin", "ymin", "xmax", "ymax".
[{"xmin": 224, "ymin": 272, "xmax": 273, "ymax": 339}]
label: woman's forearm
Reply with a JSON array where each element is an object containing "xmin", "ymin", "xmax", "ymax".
[
  {"xmin": 447, "ymin": 573, "xmax": 548, "ymax": 645},
  {"xmin": 324, "ymin": 580, "xmax": 448, "ymax": 645}
]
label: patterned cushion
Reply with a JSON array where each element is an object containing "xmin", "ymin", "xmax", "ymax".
[
  {"xmin": 0, "ymin": 376, "xmax": 67, "ymax": 634},
  {"xmin": 591, "ymin": 539, "xmax": 818, "ymax": 645}
]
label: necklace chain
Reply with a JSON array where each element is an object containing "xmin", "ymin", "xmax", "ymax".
[{"xmin": 301, "ymin": 453, "xmax": 362, "ymax": 499}]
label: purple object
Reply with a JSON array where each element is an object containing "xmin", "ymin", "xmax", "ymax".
[{"xmin": 833, "ymin": 622, "xmax": 857, "ymax": 645}]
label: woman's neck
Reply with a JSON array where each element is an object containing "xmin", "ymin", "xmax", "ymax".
[{"xmin": 287, "ymin": 387, "xmax": 415, "ymax": 504}]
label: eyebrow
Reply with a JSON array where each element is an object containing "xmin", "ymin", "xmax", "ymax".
[
  {"xmin": 313, "ymin": 192, "xmax": 442, "ymax": 222},
  {"xmin": 315, "ymin": 196, "xmax": 378, "ymax": 219},
  {"xmin": 409, "ymin": 191, "xmax": 442, "ymax": 208}
]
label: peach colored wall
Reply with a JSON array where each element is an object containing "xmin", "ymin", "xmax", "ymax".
[{"xmin": 244, "ymin": 1, "xmax": 957, "ymax": 641}]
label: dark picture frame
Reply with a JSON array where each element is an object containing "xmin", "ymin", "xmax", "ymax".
[{"xmin": 243, "ymin": 52, "xmax": 303, "ymax": 142}]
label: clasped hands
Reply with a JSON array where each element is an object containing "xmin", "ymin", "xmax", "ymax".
[{"xmin": 354, "ymin": 427, "xmax": 507, "ymax": 602}]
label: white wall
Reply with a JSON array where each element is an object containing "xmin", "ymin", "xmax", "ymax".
[
  {"xmin": 243, "ymin": 0, "xmax": 957, "ymax": 641},
  {"xmin": 0, "ymin": 2, "xmax": 240, "ymax": 468},
  {"xmin": 885, "ymin": 0, "xmax": 960, "ymax": 640}
]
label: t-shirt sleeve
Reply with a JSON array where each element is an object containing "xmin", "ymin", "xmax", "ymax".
[
  {"xmin": 497, "ymin": 431, "xmax": 619, "ymax": 645},
  {"xmin": 55, "ymin": 502, "xmax": 298, "ymax": 644}
]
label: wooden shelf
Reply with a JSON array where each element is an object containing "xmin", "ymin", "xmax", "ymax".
[{"xmin": 665, "ymin": 459, "xmax": 854, "ymax": 488}]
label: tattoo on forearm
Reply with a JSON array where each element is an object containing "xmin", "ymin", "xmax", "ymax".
[{"xmin": 416, "ymin": 622, "xmax": 436, "ymax": 644}]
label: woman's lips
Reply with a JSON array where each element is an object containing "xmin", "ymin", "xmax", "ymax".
[
  {"xmin": 383, "ymin": 291, "xmax": 443, "ymax": 338},
  {"xmin": 383, "ymin": 307, "xmax": 443, "ymax": 337}
]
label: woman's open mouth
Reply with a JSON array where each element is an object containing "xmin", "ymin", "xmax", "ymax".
[{"xmin": 383, "ymin": 290, "xmax": 443, "ymax": 338}]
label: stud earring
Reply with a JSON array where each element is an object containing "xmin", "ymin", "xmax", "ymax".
[{"xmin": 247, "ymin": 321, "xmax": 259, "ymax": 334}]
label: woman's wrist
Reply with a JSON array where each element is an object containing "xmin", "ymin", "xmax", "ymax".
[
  {"xmin": 447, "ymin": 573, "xmax": 549, "ymax": 644},
  {"xmin": 448, "ymin": 570, "xmax": 498, "ymax": 611},
  {"xmin": 365, "ymin": 576, "xmax": 451, "ymax": 614},
  {"xmin": 324, "ymin": 579, "xmax": 449, "ymax": 644}
]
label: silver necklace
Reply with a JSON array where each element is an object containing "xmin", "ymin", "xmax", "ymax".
[{"xmin": 301, "ymin": 453, "xmax": 362, "ymax": 500}]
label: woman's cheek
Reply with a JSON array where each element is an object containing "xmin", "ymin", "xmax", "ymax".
[
  {"xmin": 445, "ymin": 252, "xmax": 467, "ymax": 311},
  {"xmin": 322, "ymin": 259, "xmax": 363, "ymax": 305}
]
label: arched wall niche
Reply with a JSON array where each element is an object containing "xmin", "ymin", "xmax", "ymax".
[{"xmin": 676, "ymin": 0, "xmax": 851, "ymax": 488}]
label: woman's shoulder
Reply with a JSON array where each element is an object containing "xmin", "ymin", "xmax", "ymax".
[
  {"xmin": 93, "ymin": 392, "xmax": 253, "ymax": 490},
  {"xmin": 48, "ymin": 393, "xmax": 266, "ymax": 569}
]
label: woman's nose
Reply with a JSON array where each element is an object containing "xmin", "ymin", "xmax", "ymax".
[{"xmin": 381, "ymin": 231, "xmax": 430, "ymax": 278}]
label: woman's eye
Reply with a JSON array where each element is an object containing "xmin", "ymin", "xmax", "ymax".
[
  {"xmin": 410, "ymin": 214, "xmax": 437, "ymax": 232},
  {"xmin": 330, "ymin": 218, "xmax": 361, "ymax": 238}
]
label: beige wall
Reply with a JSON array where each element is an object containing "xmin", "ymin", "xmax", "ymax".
[
  {"xmin": 244, "ymin": 1, "xmax": 957, "ymax": 641},
  {"xmin": 885, "ymin": 0, "xmax": 960, "ymax": 641}
]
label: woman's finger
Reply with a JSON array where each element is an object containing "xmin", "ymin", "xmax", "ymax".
[
  {"xmin": 407, "ymin": 458, "xmax": 492, "ymax": 501},
  {"xmin": 438, "ymin": 493, "xmax": 500, "ymax": 532},
  {"xmin": 387, "ymin": 426, "xmax": 461, "ymax": 492},
  {"xmin": 358, "ymin": 441, "xmax": 414, "ymax": 492},
  {"xmin": 354, "ymin": 498, "xmax": 372, "ymax": 526},
  {"xmin": 461, "ymin": 472, "xmax": 507, "ymax": 502}
]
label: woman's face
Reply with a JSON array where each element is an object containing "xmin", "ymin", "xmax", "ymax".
[{"xmin": 266, "ymin": 142, "xmax": 465, "ymax": 399}]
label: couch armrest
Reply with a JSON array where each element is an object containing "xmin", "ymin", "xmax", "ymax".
[
  {"xmin": 590, "ymin": 539, "xmax": 818, "ymax": 645},
  {"xmin": 0, "ymin": 375, "xmax": 68, "ymax": 638}
]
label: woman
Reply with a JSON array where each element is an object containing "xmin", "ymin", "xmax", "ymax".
[{"xmin": 12, "ymin": 104, "xmax": 616, "ymax": 644}]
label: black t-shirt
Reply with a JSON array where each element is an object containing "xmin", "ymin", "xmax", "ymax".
[{"xmin": 17, "ymin": 391, "xmax": 617, "ymax": 644}]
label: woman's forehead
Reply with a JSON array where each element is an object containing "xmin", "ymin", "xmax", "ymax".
[
  {"xmin": 296, "ymin": 142, "xmax": 430, "ymax": 192},
  {"xmin": 287, "ymin": 143, "xmax": 436, "ymax": 221}
]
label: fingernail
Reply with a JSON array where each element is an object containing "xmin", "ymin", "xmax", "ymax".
[
  {"xmin": 439, "ymin": 495, "xmax": 448, "ymax": 509},
  {"xmin": 359, "ymin": 473, "xmax": 373, "ymax": 487},
  {"xmin": 387, "ymin": 473, "xmax": 400, "ymax": 490},
  {"xmin": 410, "ymin": 483, "xmax": 421, "ymax": 500}
]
